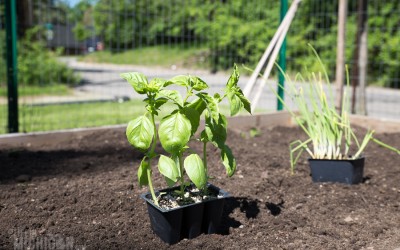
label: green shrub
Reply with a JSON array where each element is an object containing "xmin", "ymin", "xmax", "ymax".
[
  {"xmin": 0, "ymin": 26, "xmax": 79, "ymax": 90},
  {"xmin": 17, "ymin": 27, "xmax": 80, "ymax": 87},
  {"xmin": 0, "ymin": 30, "xmax": 6, "ymax": 87}
]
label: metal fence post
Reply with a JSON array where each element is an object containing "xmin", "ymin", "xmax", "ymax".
[
  {"xmin": 5, "ymin": 0, "xmax": 19, "ymax": 133},
  {"xmin": 277, "ymin": 0, "xmax": 288, "ymax": 111}
]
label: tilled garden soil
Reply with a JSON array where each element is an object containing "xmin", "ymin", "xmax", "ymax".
[{"xmin": 0, "ymin": 124, "xmax": 400, "ymax": 249}]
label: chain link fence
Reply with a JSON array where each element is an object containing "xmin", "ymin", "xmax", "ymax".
[{"xmin": 1, "ymin": 0, "xmax": 400, "ymax": 134}]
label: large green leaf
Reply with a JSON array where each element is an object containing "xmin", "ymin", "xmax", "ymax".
[
  {"xmin": 137, "ymin": 157, "xmax": 149, "ymax": 187},
  {"xmin": 182, "ymin": 107, "xmax": 200, "ymax": 136},
  {"xmin": 205, "ymin": 113, "xmax": 227, "ymax": 148},
  {"xmin": 157, "ymin": 89, "xmax": 184, "ymax": 107},
  {"xmin": 187, "ymin": 97, "xmax": 207, "ymax": 116},
  {"xmin": 126, "ymin": 115, "xmax": 154, "ymax": 151},
  {"xmin": 221, "ymin": 145, "xmax": 236, "ymax": 177},
  {"xmin": 120, "ymin": 72, "xmax": 148, "ymax": 94},
  {"xmin": 158, "ymin": 155, "xmax": 180, "ymax": 187},
  {"xmin": 184, "ymin": 154, "xmax": 207, "ymax": 189},
  {"xmin": 158, "ymin": 112, "xmax": 192, "ymax": 154}
]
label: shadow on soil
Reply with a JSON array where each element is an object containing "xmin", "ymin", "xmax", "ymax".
[
  {"xmin": 265, "ymin": 201, "xmax": 284, "ymax": 216},
  {"xmin": 363, "ymin": 176, "xmax": 371, "ymax": 183},
  {"xmin": 218, "ymin": 197, "xmax": 261, "ymax": 235},
  {"xmin": 218, "ymin": 197, "xmax": 286, "ymax": 235},
  {"xmin": 0, "ymin": 147, "xmax": 141, "ymax": 183}
]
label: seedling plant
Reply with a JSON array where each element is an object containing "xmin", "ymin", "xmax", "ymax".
[
  {"xmin": 121, "ymin": 65, "xmax": 251, "ymax": 206},
  {"xmin": 266, "ymin": 46, "xmax": 400, "ymax": 174}
]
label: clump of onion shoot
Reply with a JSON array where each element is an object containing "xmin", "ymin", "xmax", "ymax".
[{"xmin": 268, "ymin": 45, "xmax": 400, "ymax": 174}]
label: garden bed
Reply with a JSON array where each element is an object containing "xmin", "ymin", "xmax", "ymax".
[{"xmin": 0, "ymin": 112, "xmax": 399, "ymax": 249}]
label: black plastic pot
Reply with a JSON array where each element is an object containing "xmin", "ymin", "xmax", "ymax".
[
  {"xmin": 141, "ymin": 183, "xmax": 229, "ymax": 244},
  {"xmin": 308, "ymin": 157, "xmax": 365, "ymax": 184}
]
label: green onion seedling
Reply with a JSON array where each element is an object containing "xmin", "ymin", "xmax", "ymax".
[{"xmin": 264, "ymin": 45, "xmax": 400, "ymax": 174}]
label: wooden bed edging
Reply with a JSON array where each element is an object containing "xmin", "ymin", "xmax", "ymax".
[{"xmin": 0, "ymin": 111, "xmax": 398, "ymax": 148}]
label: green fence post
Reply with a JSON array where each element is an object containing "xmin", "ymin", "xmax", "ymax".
[
  {"xmin": 277, "ymin": 0, "xmax": 288, "ymax": 111},
  {"xmin": 5, "ymin": 0, "xmax": 19, "ymax": 133}
]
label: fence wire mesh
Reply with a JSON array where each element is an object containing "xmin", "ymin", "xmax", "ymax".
[{"xmin": 1, "ymin": 0, "xmax": 400, "ymax": 134}]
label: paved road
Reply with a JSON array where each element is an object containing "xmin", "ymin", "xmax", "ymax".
[{"xmin": 62, "ymin": 57, "xmax": 400, "ymax": 121}]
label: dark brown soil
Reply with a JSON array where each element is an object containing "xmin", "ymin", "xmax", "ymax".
[{"xmin": 1, "ymin": 124, "xmax": 400, "ymax": 249}]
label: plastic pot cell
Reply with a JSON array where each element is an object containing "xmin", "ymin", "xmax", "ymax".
[
  {"xmin": 308, "ymin": 157, "xmax": 365, "ymax": 185},
  {"xmin": 141, "ymin": 183, "xmax": 229, "ymax": 244}
]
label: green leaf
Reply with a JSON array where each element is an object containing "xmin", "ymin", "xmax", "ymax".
[
  {"xmin": 182, "ymin": 107, "xmax": 200, "ymax": 136},
  {"xmin": 197, "ymin": 93, "xmax": 219, "ymax": 121},
  {"xmin": 184, "ymin": 154, "xmax": 207, "ymax": 190},
  {"xmin": 159, "ymin": 112, "xmax": 192, "ymax": 154},
  {"xmin": 158, "ymin": 155, "xmax": 180, "ymax": 187},
  {"xmin": 126, "ymin": 115, "xmax": 154, "ymax": 151},
  {"xmin": 187, "ymin": 97, "xmax": 207, "ymax": 116},
  {"xmin": 221, "ymin": 145, "xmax": 236, "ymax": 177},
  {"xmin": 200, "ymin": 130, "xmax": 209, "ymax": 142},
  {"xmin": 138, "ymin": 157, "xmax": 149, "ymax": 187},
  {"xmin": 120, "ymin": 72, "xmax": 148, "ymax": 94},
  {"xmin": 147, "ymin": 78, "xmax": 165, "ymax": 93},
  {"xmin": 157, "ymin": 89, "xmax": 184, "ymax": 107},
  {"xmin": 238, "ymin": 92, "xmax": 252, "ymax": 114},
  {"xmin": 227, "ymin": 91, "xmax": 242, "ymax": 116},
  {"xmin": 226, "ymin": 87, "xmax": 251, "ymax": 116},
  {"xmin": 191, "ymin": 76, "xmax": 209, "ymax": 91},
  {"xmin": 165, "ymin": 75, "xmax": 190, "ymax": 87},
  {"xmin": 165, "ymin": 75, "xmax": 208, "ymax": 91},
  {"xmin": 226, "ymin": 64, "xmax": 239, "ymax": 88},
  {"xmin": 224, "ymin": 64, "xmax": 251, "ymax": 115},
  {"xmin": 214, "ymin": 93, "xmax": 222, "ymax": 102},
  {"xmin": 154, "ymin": 97, "xmax": 168, "ymax": 110},
  {"xmin": 205, "ymin": 113, "xmax": 227, "ymax": 148}
]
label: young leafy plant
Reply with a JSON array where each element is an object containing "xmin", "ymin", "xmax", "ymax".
[
  {"xmin": 266, "ymin": 45, "xmax": 400, "ymax": 174},
  {"xmin": 121, "ymin": 65, "xmax": 251, "ymax": 206}
]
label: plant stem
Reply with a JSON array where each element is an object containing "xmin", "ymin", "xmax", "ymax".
[
  {"xmin": 147, "ymin": 104, "xmax": 159, "ymax": 206},
  {"xmin": 202, "ymin": 141, "xmax": 209, "ymax": 194},
  {"xmin": 183, "ymin": 87, "xmax": 193, "ymax": 104},
  {"xmin": 146, "ymin": 166, "xmax": 159, "ymax": 206},
  {"xmin": 203, "ymin": 141, "xmax": 208, "ymax": 177},
  {"xmin": 178, "ymin": 153, "xmax": 185, "ymax": 198},
  {"xmin": 150, "ymin": 112, "xmax": 158, "ymax": 154}
]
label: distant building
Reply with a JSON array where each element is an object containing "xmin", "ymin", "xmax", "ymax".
[
  {"xmin": 46, "ymin": 23, "xmax": 85, "ymax": 54},
  {"xmin": 46, "ymin": 24, "xmax": 102, "ymax": 54}
]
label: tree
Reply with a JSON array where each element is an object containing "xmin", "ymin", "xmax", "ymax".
[{"xmin": 71, "ymin": 1, "xmax": 95, "ymax": 41}]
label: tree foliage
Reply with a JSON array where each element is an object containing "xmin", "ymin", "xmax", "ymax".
[
  {"xmin": 82, "ymin": 0, "xmax": 400, "ymax": 87},
  {"xmin": 2, "ymin": 0, "xmax": 400, "ymax": 88}
]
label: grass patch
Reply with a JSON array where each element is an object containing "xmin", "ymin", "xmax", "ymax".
[
  {"xmin": 0, "ymin": 85, "xmax": 71, "ymax": 97},
  {"xmin": 79, "ymin": 45, "xmax": 209, "ymax": 68},
  {"xmin": 14, "ymin": 99, "xmax": 171, "ymax": 134},
  {"xmin": 0, "ymin": 99, "xmax": 261, "ymax": 134}
]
